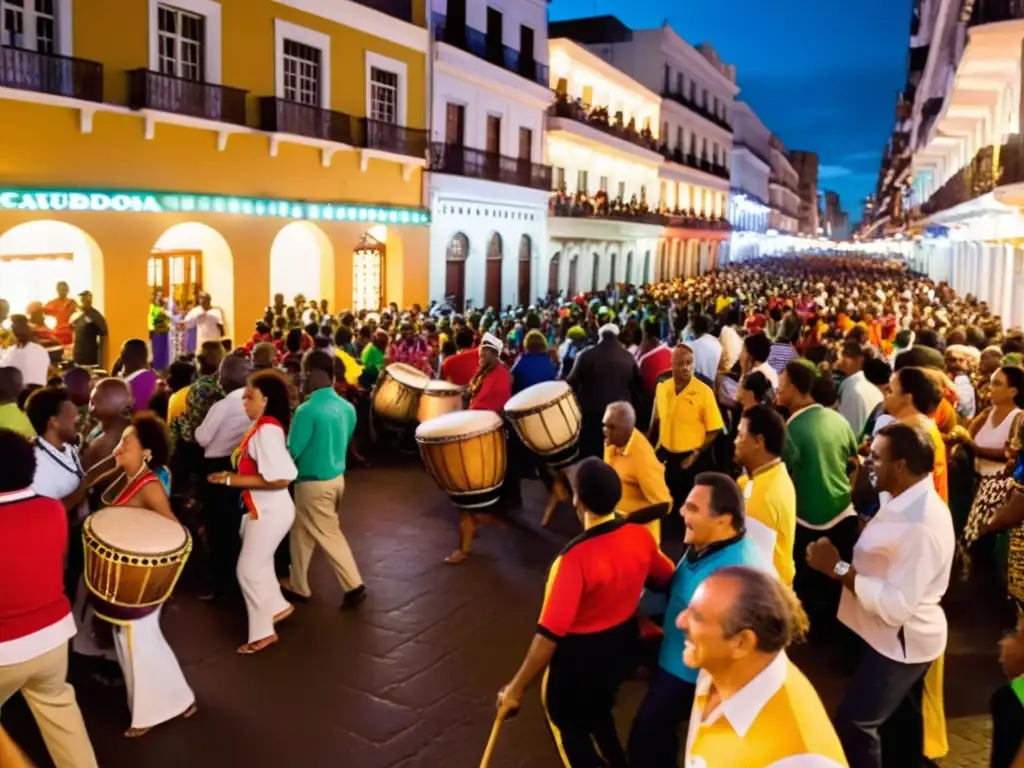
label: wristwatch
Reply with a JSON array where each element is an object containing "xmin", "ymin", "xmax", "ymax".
[{"xmin": 833, "ymin": 560, "xmax": 851, "ymax": 578}]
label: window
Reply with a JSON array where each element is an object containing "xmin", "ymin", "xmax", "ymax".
[
  {"xmin": 446, "ymin": 102, "xmax": 465, "ymax": 145},
  {"xmin": 689, "ymin": 133, "xmax": 696, "ymax": 156},
  {"xmin": 158, "ymin": 3, "xmax": 205, "ymax": 81},
  {"xmin": 577, "ymin": 169, "xmax": 588, "ymax": 194},
  {"xmin": 713, "ymin": 142, "xmax": 719, "ymax": 164},
  {"xmin": 283, "ymin": 39, "xmax": 321, "ymax": 106},
  {"xmin": 369, "ymin": 66, "xmax": 398, "ymax": 124},
  {"xmin": 663, "ymin": 63, "xmax": 670, "ymax": 90},
  {"xmin": 1, "ymin": 0, "xmax": 59, "ymax": 53},
  {"xmin": 676, "ymin": 125, "xmax": 683, "ymax": 149},
  {"xmin": 519, "ymin": 127, "xmax": 532, "ymax": 161},
  {"xmin": 640, "ymin": 184, "xmax": 646, "ymax": 204},
  {"xmin": 554, "ymin": 166, "xmax": 565, "ymax": 191},
  {"xmin": 701, "ymin": 137, "xmax": 708, "ymax": 161},
  {"xmin": 690, "ymin": 80, "xmax": 696, "ymax": 102},
  {"xmin": 713, "ymin": 95, "xmax": 718, "ymax": 116},
  {"xmin": 661, "ymin": 121, "xmax": 668, "ymax": 142},
  {"xmin": 599, "ymin": 175, "xmax": 608, "ymax": 192},
  {"xmin": 676, "ymin": 72, "xmax": 683, "ymax": 94},
  {"xmin": 581, "ymin": 85, "xmax": 593, "ymax": 106},
  {"xmin": 617, "ymin": 181, "xmax": 625, "ymax": 200},
  {"xmin": 702, "ymin": 89, "xmax": 708, "ymax": 108}
]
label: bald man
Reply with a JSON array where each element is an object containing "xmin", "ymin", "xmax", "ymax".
[
  {"xmin": 196, "ymin": 354, "xmax": 252, "ymax": 601},
  {"xmin": 251, "ymin": 341, "xmax": 277, "ymax": 371},
  {"xmin": 603, "ymin": 401, "xmax": 671, "ymax": 543},
  {"xmin": 81, "ymin": 378, "xmax": 132, "ymax": 481}
]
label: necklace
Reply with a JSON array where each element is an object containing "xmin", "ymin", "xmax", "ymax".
[{"xmin": 100, "ymin": 462, "xmax": 150, "ymax": 507}]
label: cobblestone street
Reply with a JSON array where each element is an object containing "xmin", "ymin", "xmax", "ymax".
[{"xmin": 4, "ymin": 462, "xmax": 1012, "ymax": 767}]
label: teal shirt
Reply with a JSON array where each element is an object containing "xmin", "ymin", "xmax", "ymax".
[
  {"xmin": 783, "ymin": 404, "xmax": 858, "ymax": 527},
  {"xmin": 287, "ymin": 387, "xmax": 356, "ymax": 481}
]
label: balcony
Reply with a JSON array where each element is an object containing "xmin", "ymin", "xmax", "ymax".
[
  {"xmin": 966, "ymin": 0, "xmax": 1024, "ymax": 26},
  {"xmin": 128, "ymin": 69, "xmax": 247, "ymax": 125},
  {"xmin": 0, "ymin": 45, "xmax": 102, "ymax": 102},
  {"xmin": 352, "ymin": 0, "xmax": 413, "ymax": 22},
  {"xmin": 921, "ymin": 137, "xmax": 1024, "ymax": 215},
  {"xmin": 431, "ymin": 13, "xmax": 548, "ymax": 87},
  {"xmin": 658, "ymin": 145, "xmax": 730, "ymax": 180},
  {"xmin": 660, "ymin": 88, "xmax": 732, "ymax": 133},
  {"xmin": 363, "ymin": 119, "xmax": 428, "ymax": 158},
  {"xmin": 431, "ymin": 142, "xmax": 551, "ymax": 190},
  {"xmin": 259, "ymin": 96, "xmax": 358, "ymax": 145},
  {"xmin": 549, "ymin": 192, "xmax": 731, "ymax": 231},
  {"xmin": 733, "ymin": 141, "xmax": 770, "ymax": 168},
  {"xmin": 549, "ymin": 94, "xmax": 659, "ymax": 152}
]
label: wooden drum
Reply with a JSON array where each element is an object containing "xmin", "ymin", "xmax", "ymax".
[
  {"xmin": 504, "ymin": 380, "xmax": 582, "ymax": 469},
  {"xmin": 83, "ymin": 506, "xmax": 192, "ymax": 622},
  {"xmin": 416, "ymin": 380, "xmax": 465, "ymax": 423},
  {"xmin": 373, "ymin": 363, "xmax": 430, "ymax": 422},
  {"xmin": 415, "ymin": 411, "xmax": 506, "ymax": 509}
]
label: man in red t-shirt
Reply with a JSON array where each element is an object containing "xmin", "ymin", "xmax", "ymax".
[
  {"xmin": 0, "ymin": 428, "xmax": 98, "ymax": 768},
  {"xmin": 469, "ymin": 333, "xmax": 511, "ymax": 412},
  {"xmin": 441, "ymin": 327, "xmax": 480, "ymax": 387}
]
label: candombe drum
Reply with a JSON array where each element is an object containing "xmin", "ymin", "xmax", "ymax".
[
  {"xmin": 82, "ymin": 506, "xmax": 192, "ymax": 622},
  {"xmin": 373, "ymin": 363, "xmax": 430, "ymax": 422},
  {"xmin": 503, "ymin": 380, "xmax": 582, "ymax": 469},
  {"xmin": 415, "ymin": 411, "xmax": 507, "ymax": 509},
  {"xmin": 416, "ymin": 380, "xmax": 465, "ymax": 423}
]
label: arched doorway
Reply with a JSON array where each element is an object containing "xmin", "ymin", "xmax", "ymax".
[
  {"xmin": 152, "ymin": 222, "xmax": 234, "ymax": 346},
  {"xmin": 270, "ymin": 221, "xmax": 334, "ymax": 310},
  {"xmin": 446, "ymin": 233, "xmax": 468, "ymax": 310},
  {"xmin": 548, "ymin": 251, "xmax": 560, "ymax": 297},
  {"xmin": 0, "ymin": 220, "xmax": 105, "ymax": 316},
  {"xmin": 568, "ymin": 252, "xmax": 578, "ymax": 296},
  {"xmin": 658, "ymin": 241, "xmax": 668, "ymax": 280},
  {"xmin": 674, "ymin": 241, "xmax": 684, "ymax": 277},
  {"xmin": 625, "ymin": 251, "xmax": 633, "ymax": 285},
  {"xmin": 353, "ymin": 231, "xmax": 385, "ymax": 312},
  {"xmin": 591, "ymin": 251, "xmax": 600, "ymax": 292},
  {"xmin": 518, "ymin": 235, "xmax": 532, "ymax": 306},
  {"xmin": 609, "ymin": 250, "xmax": 618, "ymax": 286},
  {"xmin": 486, "ymin": 233, "xmax": 503, "ymax": 309},
  {"xmin": 642, "ymin": 250, "xmax": 650, "ymax": 284}
]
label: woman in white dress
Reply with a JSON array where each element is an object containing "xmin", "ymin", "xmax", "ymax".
[
  {"xmin": 103, "ymin": 412, "xmax": 196, "ymax": 737},
  {"xmin": 207, "ymin": 370, "xmax": 297, "ymax": 655}
]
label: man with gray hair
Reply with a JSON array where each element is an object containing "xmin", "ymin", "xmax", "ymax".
[
  {"xmin": 603, "ymin": 401, "xmax": 671, "ymax": 544},
  {"xmin": 568, "ymin": 323, "xmax": 643, "ymax": 460}
]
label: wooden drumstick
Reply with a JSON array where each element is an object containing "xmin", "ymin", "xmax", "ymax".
[{"xmin": 478, "ymin": 711, "xmax": 506, "ymax": 768}]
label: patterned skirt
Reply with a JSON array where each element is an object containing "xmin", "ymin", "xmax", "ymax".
[
  {"xmin": 1009, "ymin": 524, "xmax": 1024, "ymax": 611},
  {"xmin": 964, "ymin": 474, "xmax": 1013, "ymax": 545}
]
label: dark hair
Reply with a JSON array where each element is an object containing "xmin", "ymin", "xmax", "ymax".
[
  {"xmin": 167, "ymin": 360, "xmax": 196, "ymax": 392},
  {"xmin": 286, "ymin": 328, "xmax": 304, "ymax": 354},
  {"xmin": 740, "ymin": 371, "xmax": 772, "ymax": 404},
  {"xmin": 691, "ymin": 314, "xmax": 711, "ymax": 336},
  {"xmin": 741, "ymin": 404, "xmax": 786, "ymax": 456},
  {"xmin": 0, "ymin": 428, "xmax": 36, "ymax": 492},
  {"xmin": 783, "ymin": 360, "xmax": 816, "ymax": 396},
  {"xmin": 455, "ymin": 327, "xmax": 474, "ymax": 350},
  {"xmin": 841, "ymin": 339, "xmax": 867, "ymax": 361},
  {"xmin": 693, "ymin": 472, "xmax": 745, "ymax": 533},
  {"xmin": 915, "ymin": 328, "xmax": 941, "ymax": 350},
  {"xmin": 743, "ymin": 332, "xmax": 771, "ymax": 364},
  {"xmin": 864, "ymin": 357, "xmax": 892, "ymax": 387},
  {"xmin": 24, "ymin": 387, "xmax": 71, "ymax": 436},
  {"xmin": 717, "ymin": 566, "xmax": 809, "ymax": 652},
  {"xmin": 249, "ymin": 370, "xmax": 293, "ymax": 433},
  {"xmin": 642, "ymin": 317, "xmax": 661, "ymax": 339},
  {"xmin": 335, "ymin": 327, "xmax": 353, "ymax": 346},
  {"xmin": 17, "ymin": 384, "xmax": 41, "ymax": 411},
  {"xmin": 131, "ymin": 411, "xmax": 171, "ymax": 471},
  {"xmin": 303, "ymin": 349, "xmax": 335, "ymax": 381},
  {"xmin": 999, "ymin": 365, "xmax": 1024, "ymax": 409},
  {"xmin": 811, "ymin": 374, "xmax": 838, "ymax": 407},
  {"xmin": 122, "ymin": 338, "xmax": 149, "ymax": 362},
  {"xmin": 845, "ymin": 326, "xmax": 870, "ymax": 347},
  {"xmin": 895, "ymin": 367, "xmax": 942, "ymax": 415},
  {"xmin": 877, "ymin": 422, "xmax": 936, "ymax": 475}
]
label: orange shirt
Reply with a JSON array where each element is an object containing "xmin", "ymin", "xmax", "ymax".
[{"xmin": 901, "ymin": 414, "xmax": 948, "ymax": 503}]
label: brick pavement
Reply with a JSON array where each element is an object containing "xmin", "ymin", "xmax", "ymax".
[{"xmin": 3, "ymin": 462, "xmax": 1012, "ymax": 767}]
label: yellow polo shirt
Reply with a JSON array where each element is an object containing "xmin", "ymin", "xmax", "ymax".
[
  {"xmin": 0, "ymin": 403, "xmax": 35, "ymax": 439},
  {"xmin": 738, "ymin": 461, "xmax": 797, "ymax": 586},
  {"xmin": 604, "ymin": 428, "xmax": 672, "ymax": 543},
  {"xmin": 166, "ymin": 386, "xmax": 190, "ymax": 424},
  {"xmin": 686, "ymin": 652, "xmax": 848, "ymax": 767},
  {"xmin": 654, "ymin": 376, "xmax": 723, "ymax": 454}
]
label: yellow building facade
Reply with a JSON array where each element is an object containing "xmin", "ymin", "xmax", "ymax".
[{"xmin": 0, "ymin": 0, "xmax": 431, "ymax": 363}]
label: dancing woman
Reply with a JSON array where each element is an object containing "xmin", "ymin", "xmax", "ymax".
[
  {"xmin": 207, "ymin": 370, "xmax": 298, "ymax": 654},
  {"xmin": 102, "ymin": 412, "xmax": 196, "ymax": 737}
]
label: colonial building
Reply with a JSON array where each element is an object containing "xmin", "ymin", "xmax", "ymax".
[
  {"xmin": 0, "ymin": 0, "xmax": 431, "ymax": 362},
  {"xmin": 789, "ymin": 149, "xmax": 820, "ymax": 236},
  {"xmin": 728, "ymin": 101, "xmax": 772, "ymax": 262},
  {"xmin": 426, "ymin": 0, "xmax": 553, "ymax": 310},
  {"xmin": 767, "ymin": 134, "xmax": 800, "ymax": 248}
]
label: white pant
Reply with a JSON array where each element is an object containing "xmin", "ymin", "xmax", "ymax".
[
  {"xmin": 112, "ymin": 607, "xmax": 195, "ymax": 730},
  {"xmin": 237, "ymin": 507, "xmax": 294, "ymax": 643}
]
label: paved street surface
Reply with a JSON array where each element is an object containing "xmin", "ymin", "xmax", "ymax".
[{"xmin": 4, "ymin": 461, "xmax": 1013, "ymax": 767}]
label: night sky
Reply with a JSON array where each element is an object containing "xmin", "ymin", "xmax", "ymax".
[{"xmin": 548, "ymin": 0, "xmax": 914, "ymax": 224}]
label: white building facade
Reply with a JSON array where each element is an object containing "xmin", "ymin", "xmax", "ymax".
[
  {"xmin": 728, "ymin": 101, "xmax": 772, "ymax": 261},
  {"xmin": 765, "ymin": 134, "xmax": 801, "ymax": 253},
  {"xmin": 427, "ymin": 0, "xmax": 553, "ymax": 310}
]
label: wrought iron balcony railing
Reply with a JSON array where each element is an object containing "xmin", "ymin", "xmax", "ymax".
[
  {"xmin": 432, "ymin": 13, "xmax": 548, "ymax": 87},
  {"xmin": 128, "ymin": 69, "xmax": 247, "ymax": 125},
  {"xmin": 431, "ymin": 143, "xmax": 552, "ymax": 190},
  {"xmin": 659, "ymin": 88, "xmax": 733, "ymax": 132},
  {"xmin": 548, "ymin": 94, "xmax": 659, "ymax": 152},
  {"xmin": 0, "ymin": 44, "xmax": 102, "ymax": 102},
  {"xmin": 658, "ymin": 146, "xmax": 730, "ymax": 179},
  {"xmin": 258, "ymin": 97, "xmax": 359, "ymax": 145},
  {"xmin": 364, "ymin": 119, "xmax": 428, "ymax": 158},
  {"xmin": 549, "ymin": 193, "xmax": 731, "ymax": 230}
]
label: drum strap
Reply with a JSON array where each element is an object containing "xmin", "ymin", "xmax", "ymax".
[
  {"xmin": 113, "ymin": 471, "xmax": 160, "ymax": 506},
  {"xmin": 34, "ymin": 438, "xmax": 84, "ymax": 479}
]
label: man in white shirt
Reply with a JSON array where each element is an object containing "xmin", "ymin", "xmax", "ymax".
[
  {"xmin": 196, "ymin": 354, "xmax": 251, "ymax": 601},
  {"xmin": 718, "ymin": 309, "xmax": 743, "ymax": 372},
  {"xmin": 0, "ymin": 315, "xmax": 51, "ymax": 386},
  {"xmin": 688, "ymin": 314, "xmax": 722, "ymax": 384},
  {"xmin": 838, "ymin": 340, "xmax": 885, "ymax": 440},
  {"xmin": 184, "ymin": 293, "xmax": 225, "ymax": 349},
  {"xmin": 806, "ymin": 422, "xmax": 954, "ymax": 768},
  {"xmin": 740, "ymin": 332, "xmax": 779, "ymax": 390}
]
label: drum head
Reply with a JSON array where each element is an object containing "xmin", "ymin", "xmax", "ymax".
[
  {"xmin": 423, "ymin": 380, "xmax": 463, "ymax": 396},
  {"xmin": 385, "ymin": 363, "xmax": 430, "ymax": 389},
  {"xmin": 505, "ymin": 380, "xmax": 571, "ymax": 413},
  {"xmin": 89, "ymin": 506, "xmax": 187, "ymax": 555},
  {"xmin": 416, "ymin": 410, "xmax": 501, "ymax": 439}
]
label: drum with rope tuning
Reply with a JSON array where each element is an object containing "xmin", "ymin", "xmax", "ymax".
[
  {"xmin": 503, "ymin": 380, "xmax": 581, "ymax": 469},
  {"xmin": 416, "ymin": 380, "xmax": 465, "ymax": 423},
  {"xmin": 373, "ymin": 363, "xmax": 430, "ymax": 422},
  {"xmin": 416, "ymin": 410, "xmax": 506, "ymax": 509}
]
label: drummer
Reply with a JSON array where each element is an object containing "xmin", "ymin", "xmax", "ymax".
[
  {"xmin": 102, "ymin": 412, "xmax": 196, "ymax": 737},
  {"xmin": 469, "ymin": 333, "xmax": 512, "ymax": 412}
]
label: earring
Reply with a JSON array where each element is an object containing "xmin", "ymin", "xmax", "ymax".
[{"xmin": 143, "ymin": 451, "xmax": 152, "ymax": 467}]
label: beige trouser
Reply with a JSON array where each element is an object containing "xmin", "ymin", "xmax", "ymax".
[
  {"xmin": 290, "ymin": 475, "xmax": 363, "ymax": 597},
  {"xmin": 0, "ymin": 643, "xmax": 99, "ymax": 768}
]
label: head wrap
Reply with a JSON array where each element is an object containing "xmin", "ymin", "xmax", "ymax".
[{"xmin": 481, "ymin": 332, "xmax": 503, "ymax": 353}]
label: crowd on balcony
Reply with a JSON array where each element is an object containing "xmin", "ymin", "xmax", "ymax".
[
  {"xmin": 549, "ymin": 188, "xmax": 730, "ymax": 229},
  {"xmin": 550, "ymin": 92, "xmax": 658, "ymax": 151}
]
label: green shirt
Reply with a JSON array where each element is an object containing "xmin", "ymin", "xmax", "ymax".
[
  {"xmin": 0, "ymin": 402, "xmax": 35, "ymax": 439},
  {"xmin": 288, "ymin": 386, "xmax": 356, "ymax": 481},
  {"xmin": 783, "ymin": 404, "xmax": 858, "ymax": 527},
  {"xmin": 360, "ymin": 343, "xmax": 385, "ymax": 387}
]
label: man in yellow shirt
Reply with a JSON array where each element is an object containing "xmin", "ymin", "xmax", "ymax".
[
  {"xmin": 0, "ymin": 367, "xmax": 34, "ymax": 439},
  {"xmin": 734, "ymin": 404, "xmax": 797, "ymax": 585},
  {"xmin": 650, "ymin": 344, "xmax": 724, "ymax": 521},
  {"xmin": 680, "ymin": 566, "xmax": 848, "ymax": 767},
  {"xmin": 603, "ymin": 401, "xmax": 672, "ymax": 543}
]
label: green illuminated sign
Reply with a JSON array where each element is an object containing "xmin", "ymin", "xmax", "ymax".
[{"xmin": 0, "ymin": 189, "xmax": 431, "ymax": 226}]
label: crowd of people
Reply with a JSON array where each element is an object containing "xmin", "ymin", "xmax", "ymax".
[{"xmin": 1, "ymin": 254, "xmax": 1024, "ymax": 768}]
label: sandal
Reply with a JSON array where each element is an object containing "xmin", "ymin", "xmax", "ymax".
[
  {"xmin": 237, "ymin": 635, "xmax": 278, "ymax": 655},
  {"xmin": 444, "ymin": 550, "xmax": 469, "ymax": 565},
  {"xmin": 124, "ymin": 702, "xmax": 197, "ymax": 738},
  {"xmin": 273, "ymin": 605, "xmax": 295, "ymax": 624}
]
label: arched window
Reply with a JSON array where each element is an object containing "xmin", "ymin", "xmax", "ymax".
[
  {"xmin": 548, "ymin": 251, "xmax": 560, "ymax": 296},
  {"xmin": 518, "ymin": 235, "xmax": 532, "ymax": 306},
  {"xmin": 485, "ymin": 233, "xmax": 503, "ymax": 309},
  {"xmin": 625, "ymin": 251, "xmax": 634, "ymax": 284},
  {"xmin": 445, "ymin": 233, "xmax": 469, "ymax": 310},
  {"xmin": 568, "ymin": 252, "xmax": 578, "ymax": 296},
  {"xmin": 609, "ymin": 251, "xmax": 618, "ymax": 285},
  {"xmin": 591, "ymin": 251, "xmax": 600, "ymax": 292},
  {"xmin": 642, "ymin": 250, "xmax": 650, "ymax": 283}
]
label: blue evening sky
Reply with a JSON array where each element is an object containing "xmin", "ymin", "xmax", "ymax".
[{"xmin": 548, "ymin": 0, "xmax": 913, "ymax": 224}]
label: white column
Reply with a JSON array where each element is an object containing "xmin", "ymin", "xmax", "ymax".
[{"xmin": 978, "ymin": 243, "xmax": 993, "ymax": 304}]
